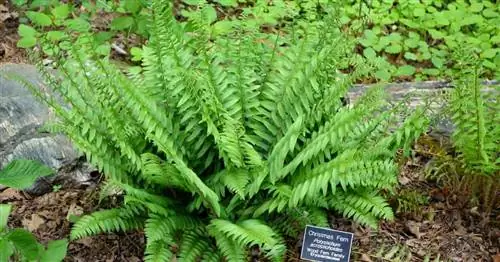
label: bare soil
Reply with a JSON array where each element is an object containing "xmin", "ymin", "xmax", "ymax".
[
  {"xmin": 0, "ymin": 1, "xmax": 27, "ymax": 64},
  {"xmin": 1, "ymin": 186, "xmax": 144, "ymax": 262}
]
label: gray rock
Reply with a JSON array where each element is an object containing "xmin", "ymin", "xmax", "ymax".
[
  {"xmin": 0, "ymin": 63, "xmax": 96, "ymax": 195},
  {"xmin": 347, "ymin": 80, "xmax": 499, "ymax": 138}
]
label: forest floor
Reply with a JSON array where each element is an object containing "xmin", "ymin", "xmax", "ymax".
[
  {"xmin": 1, "ymin": 136, "xmax": 498, "ymax": 261},
  {"xmin": 1, "ymin": 1, "xmax": 499, "ymax": 261}
]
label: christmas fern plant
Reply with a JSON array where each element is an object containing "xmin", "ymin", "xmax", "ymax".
[
  {"xmin": 5, "ymin": 1, "xmax": 429, "ymax": 260},
  {"xmin": 424, "ymin": 49, "xmax": 499, "ymax": 213},
  {"xmin": 449, "ymin": 52, "xmax": 499, "ymax": 175}
]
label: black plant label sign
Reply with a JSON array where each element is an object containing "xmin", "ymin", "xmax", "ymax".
[{"xmin": 300, "ymin": 225, "xmax": 354, "ymax": 262}]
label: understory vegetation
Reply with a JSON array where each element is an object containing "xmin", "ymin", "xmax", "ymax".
[
  {"xmin": 13, "ymin": 0, "xmax": 500, "ymax": 82},
  {"xmin": 0, "ymin": 0, "xmax": 498, "ymax": 261},
  {"xmin": 0, "ymin": 160, "xmax": 67, "ymax": 262}
]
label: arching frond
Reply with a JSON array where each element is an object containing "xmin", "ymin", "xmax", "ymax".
[{"xmin": 70, "ymin": 205, "xmax": 145, "ymax": 240}]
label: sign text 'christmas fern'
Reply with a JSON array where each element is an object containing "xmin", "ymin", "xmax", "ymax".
[{"xmin": 300, "ymin": 225, "xmax": 353, "ymax": 262}]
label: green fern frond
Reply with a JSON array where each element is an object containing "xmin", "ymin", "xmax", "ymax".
[
  {"xmin": 211, "ymin": 233, "xmax": 247, "ymax": 262},
  {"xmin": 208, "ymin": 219, "xmax": 285, "ymax": 260},
  {"xmin": 140, "ymin": 153, "xmax": 185, "ymax": 188},
  {"xmin": 220, "ymin": 169, "xmax": 251, "ymax": 199},
  {"xmin": 145, "ymin": 214, "xmax": 201, "ymax": 243},
  {"xmin": 449, "ymin": 59, "xmax": 498, "ymax": 174},
  {"xmin": 329, "ymin": 189, "xmax": 394, "ymax": 228},
  {"xmin": 70, "ymin": 205, "xmax": 145, "ymax": 240},
  {"xmin": 144, "ymin": 239, "xmax": 174, "ymax": 262},
  {"xmin": 201, "ymin": 247, "xmax": 224, "ymax": 262},
  {"xmin": 177, "ymin": 229, "xmax": 213, "ymax": 262},
  {"xmin": 268, "ymin": 115, "xmax": 304, "ymax": 183},
  {"xmin": 288, "ymin": 150, "xmax": 397, "ymax": 208}
]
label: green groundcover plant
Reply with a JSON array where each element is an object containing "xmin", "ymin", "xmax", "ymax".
[
  {"xmin": 343, "ymin": 0, "xmax": 500, "ymax": 81},
  {"xmin": 6, "ymin": 0, "xmax": 430, "ymax": 260},
  {"xmin": 16, "ymin": 0, "xmax": 500, "ymax": 82},
  {"xmin": 0, "ymin": 159, "xmax": 67, "ymax": 262}
]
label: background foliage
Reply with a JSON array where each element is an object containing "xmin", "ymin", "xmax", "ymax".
[
  {"xmin": 15, "ymin": 0, "xmax": 500, "ymax": 82},
  {"xmin": 0, "ymin": 160, "xmax": 67, "ymax": 262},
  {"xmin": 7, "ymin": 0, "xmax": 432, "ymax": 259}
]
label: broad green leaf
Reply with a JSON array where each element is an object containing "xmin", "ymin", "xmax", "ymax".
[
  {"xmin": 339, "ymin": 15, "xmax": 350, "ymax": 25},
  {"xmin": 212, "ymin": 20, "xmax": 234, "ymax": 35},
  {"xmin": 481, "ymin": 49, "xmax": 497, "ymax": 59},
  {"xmin": 469, "ymin": 2, "xmax": 483, "ymax": 13},
  {"xmin": 427, "ymin": 6, "xmax": 438, "ymax": 13},
  {"xmin": 12, "ymin": 0, "xmax": 28, "ymax": 6},
  {"xmin": 376, "ymin": 36, "xmax": 391, "ymax": 48},
  {"xmin": 51, "ymin": 4, "xmax": 70, "ymax": 20},
  {"xmin": 0, "ymin": 159, "xmax": 54, "ymax": 189},
  {"xmin": 408, "ymin": 32, "xmax": 420, "ymax": 39},
  {"xmin": 396, "ymin": 65, "xmax": 416, "ymax": 76},
  {"xmin": 401, "ymin": 18, "xmax": 420, "ymax": 28},
  {"xmin": 7, "ymin": 229, "xmax": 40, "ymax": 260},
  {"xmin": 94, "ymin": 32, "xmax": 115, "ymax": 43},
  {"xmin": 111, "ymin": 16, "xmax": 134, "ymax": 30},
  {"xmin": 363, "ymin": 47, "xmax": 377, "ymax": 59},
  {"xmin": 404, "ymin": 52, "xmax": 418, "ymax": 60},
  {"xmin": 491, "ymin": 35, "xmax": 500, "ymax": 44},
  {"xmin": 17, "ymin": 37, "xmax": 37, "ymax": 48},
  {"xmin": 420, "ymin": 51, "xmax": 431, "ymax": 60},
  {"xmin": 482, "ymin": 8, "xmax": 498, "ymax": 18},
  {"xmin": 0, "ymin": 204, "xmax": 11, "ymax": 231},
  {"xmin": 130, "ymin": 47, "xmax": 143, "ymax": 61},
  {"xmin": 217, "ymin": 0, "xmax": 237, "ymax": 7},
  {"xmin": 46, "ymin": 31, "xmax": 66, "ymax": 42},
  {"xmin": 18, "ymin": 24, "xmax": 37, "ymax": 37},
  {"xmin": 183, "ymin": 0, "xmax": 206, "ymax": 5},
  {"xmin": 26, "ymin": 11, "xmax": 52, "ymax": 27},
  {"xmin": 404, "ymin": 38, "xmax": 420, "ymax": 48},
  {"xmin": 201, "ymin": 5, "xmax": 217, "ymax": 24},
  {"xmin": 30, "ymin": 0, "xmax": 52, "ymax": 8},
  {"xmin": 431, "ymin": 57, "xmax": 444, "ymax": 68},
  {"xmin": 428, "ymin": 29, "xmax": 445, "ymax": 39},
  {"xmin": 387, "ymin": 33, "xmax": 402, "ymax": 43},
  {"xmin": 385, "ymin": 44, "xmax": 402, "ymax": 54},
  {"xmin": 434, "ymin": 14, "xmax": 449, "ymax": 26},
  {"xmin": 413, "ymin": 8, "xmax": 425, "ymax": 17},
  {"xmin": 135, "ymin": 15, "xmax": 149, "ymax": 37},
  {"xmin": 422, "ymin": 68, "xmax": 440, "ymax": 76},
  {"xmin": 95, "ymin": 44, "xmax": 111, "ymax": 56},
  {"xmin": 0, "ymin": 238, "xmax": 14, "ymax": 262},
  {"xmin": 461, "ymin": 15, "xmax": 482, "ymax": 25},
  {"xmin": 359, "ymin": 30, "xmax": 378, "ymax": 47},
  {"xmin": 375, "ymin": 70, "xmax": 391, "ymax": 81},
  {"xmin": 65, "ymin": 18, "xmax": 91, "ymax": 32},
  {"xmin": 482, "ymin": 60, "xmax": 496, "ymax": 69},
  {"xmin": 124, "ymin": 0, "xmax": 142, "ymax": 13},
  {"xmin": 40, "ymin": 239, "xmax": 68, "ymax": 262}
]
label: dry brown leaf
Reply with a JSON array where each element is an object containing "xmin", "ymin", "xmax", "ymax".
[
  {"xmin": 0, "ymin": 4, "xmax": 10, "ymax": 23},
  {"xmin": 493, "ymin": 254, "xmax": 500, "ymax": 262},
  {"xmin": 128, "ymin": 257, "xmax": 141, "ymax": 262},
  {"xmin": 398, "ymin": 175, "xmax": 411, "ymax": 185},
  {"xmin": 360, "ymin": 253, "xmax": 373, "ymax": 262},
  {"xmin": 0, "ymin": 188, "xmax": 23, "ymax": 201},
  {"xmin": 75, "ymin": 237, "xmax": 93, "ymax": 248},
  {"xmin": 22, "ymin": 213, "xmax": 46, "ymax": 232},
  {"xmin": 405, "ymin": 220, "xmax": 422, "ymax": 239},
  {"xmin": 67, "ymin": 202, "xmax": 84, "ymax": 220},
  {"xmin": 453, "ymin": 223, "xmax": 467, "ymax": 236}
]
